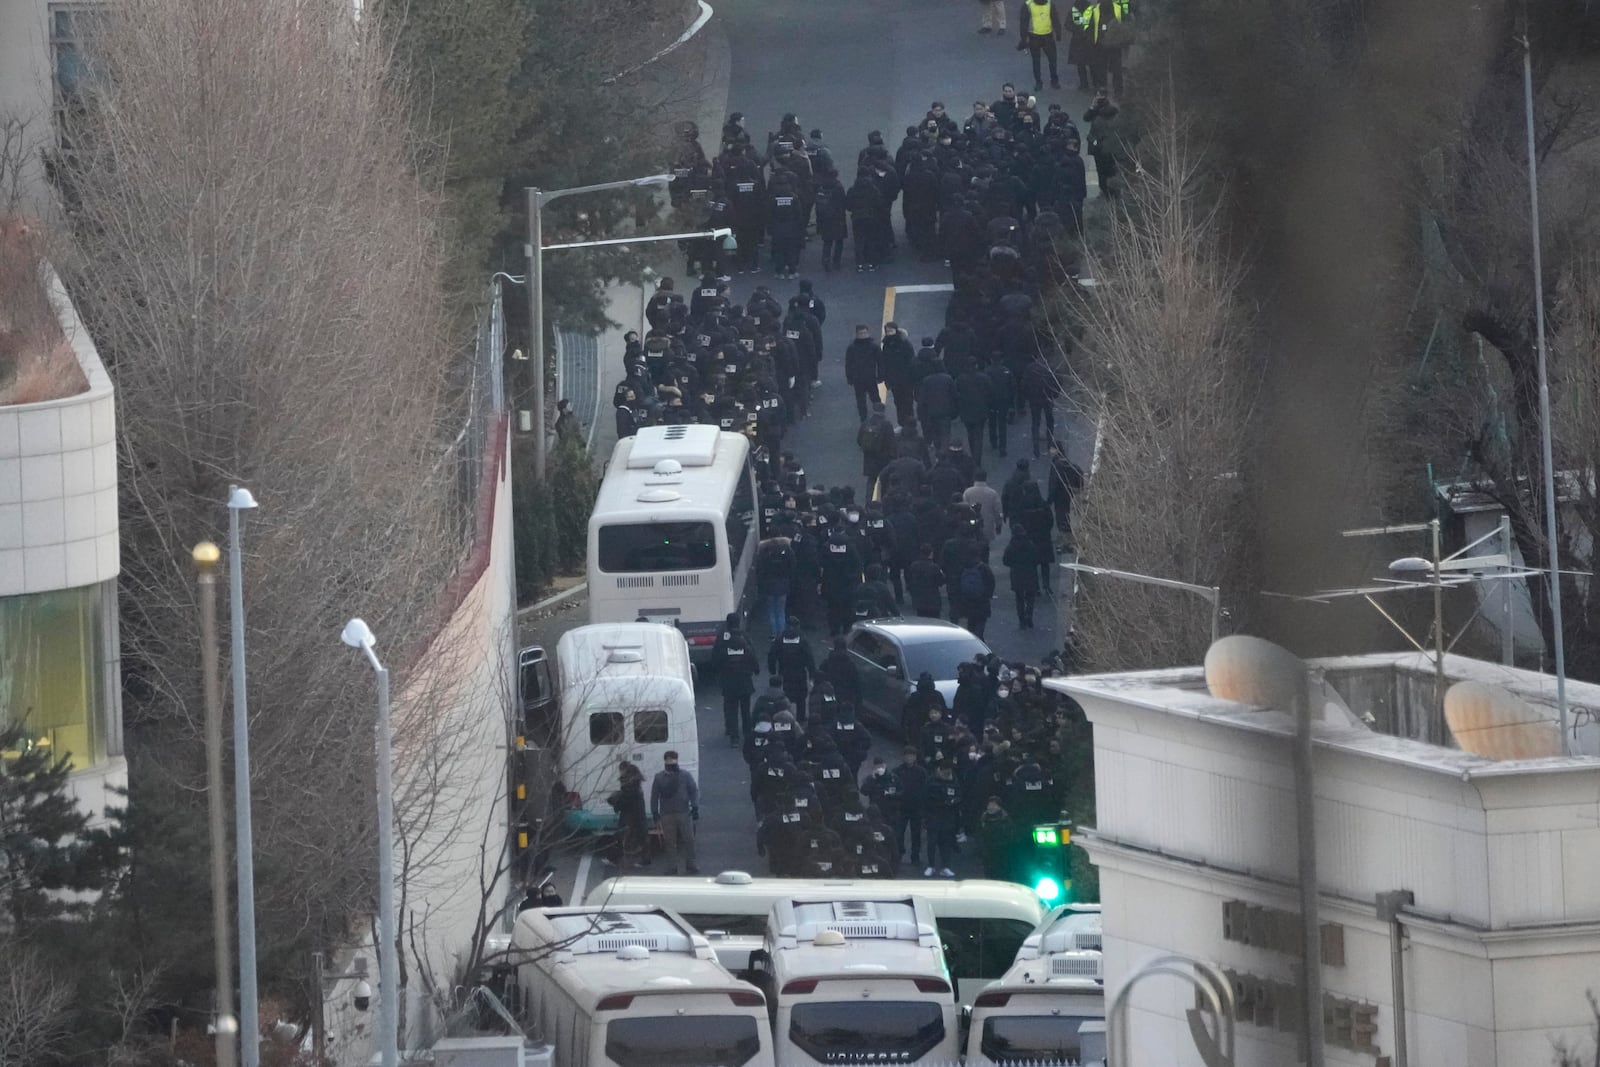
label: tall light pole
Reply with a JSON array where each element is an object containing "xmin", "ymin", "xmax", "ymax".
[
  {"xmin": 193, "ymin": 542, "xmax": 236, "ymax": 1067},
  {"xmin": 1521, "ymin": 19, "xmax": 1571, "ymax": 752},
  {"xmin": 340, "ymin": 618, "xmax": 398, "ymax": 1067},
  {"xmin": 226, "ymin": 485, "xmax": 260, "ymax": 1067},
  {"xmin": 525, "ymin": 173, "xmax": 674, "ymax": 478}
]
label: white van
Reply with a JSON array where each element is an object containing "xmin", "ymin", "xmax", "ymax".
[
  {"xmin": 964, "ymin": 906, "xmax": 1105, "ymax": 1066},
  {"xmin": 512, "ymin": 905, "xmax": 773, "ymax": 1067},
  {"xmin": 583, "ymin": 871, "xmax": 1045, "ymax": 1004},
  {"xmin": 747, "ymin": 895, "xmax": 960, "ymax": 1067},
  {"xmin": 554, "ymin": 624, "xmax": 697, "ymax": 832}
]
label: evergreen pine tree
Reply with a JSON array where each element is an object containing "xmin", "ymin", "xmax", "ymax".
[{"xmin": 0, "ymin": 722, "xmax": 103, "ymax": 932}]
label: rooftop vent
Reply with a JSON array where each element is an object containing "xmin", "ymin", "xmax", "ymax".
[
  {"xmin": 637, "ymin": 488, "xmax": 682, "ymax": 504},
  {"xmin": 652, "ymin": 459, "xmax": 684, "ymax": 478},
  {"xmin": 615, "ymin": 945, "xmax": 650, "ymax": 961},
  {"xmin": 716, "ymin": 871, "xmax": 754, "ymax": 885},
  {"xmin": 814, "ymin": 930, "xmax": 847, "ymax": 947},
  {"xmin": 1048, "ymin": 952, "xmax": 1103, "ymax": 981}
]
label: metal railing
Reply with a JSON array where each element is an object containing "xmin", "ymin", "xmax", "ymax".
[{"xmin": 439, "ymin": 280, "xmax": 509, "ymax": 558}]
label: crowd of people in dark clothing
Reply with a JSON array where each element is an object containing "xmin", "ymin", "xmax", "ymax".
[
  {"xmin": 702, "ymin": 616, "xmax": 1091, "ymax": 880},
  {"xmin": 667, "ymin": 83, "xmax": 1124, "ymax": 285}
]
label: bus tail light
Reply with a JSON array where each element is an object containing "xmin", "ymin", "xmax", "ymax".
[
  {"xmin": 913, "ymin": 978, "xmax": 951, "ymax": 994},
  {"xmin": 782, "ymin": 979, "xmax": 818, "ymax": 994},
  {"xmin": 973, "ymin": 991, "xmax": 1011, "ymax": 1008},
  {"xmin": 729, "ymin": 990, "xmax": 765, "ymax": 1006},
  {"xmin": 689, "ymin": 634, "xmax": 717, "ymax": 647},
  {"xmin": 565, "ymin": 790, "xmax": 582, "ymax": 807}
]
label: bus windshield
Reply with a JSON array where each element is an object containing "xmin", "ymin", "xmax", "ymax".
[
  {"xmin": 598, "ymin": 522, "xmax": 716, "ymax": 573},
  {"xmin": 789, "ymin": 1001, "xmax": 944, "ymax": 1062},
  {"xmin": 980, "ymin": 1015, "xmax": 1098, "ymax": 1063},
  {"xmin": 607, "ymin": 1015, "xmax": 761, "ymax": 1067}
]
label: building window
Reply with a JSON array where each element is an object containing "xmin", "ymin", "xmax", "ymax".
[
  {"xmin": 49, "ymin": 4, "xmax": 104, "ymax": 144},
  {"xmin": 0, "ymin": 584, "xmax": 113, "ymax": 770}
]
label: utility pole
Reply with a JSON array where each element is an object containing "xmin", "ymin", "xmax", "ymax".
[
  {"xmin": 525, "ymin": 187, "xmax": 546, "ymax": 480},
  {"xmin": 194, "ymin": 543, "xmax": 236, "ymax": 1067}
]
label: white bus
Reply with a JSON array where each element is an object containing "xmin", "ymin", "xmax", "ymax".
[
  {"xmin": 511, "ymin": 905, "xmax": 773, "ymax": 1067},
  {"xmin": 965, "ymin": 906, "xmax": 1105, "ymax": 1066},
  {"xmin": 748, "ymin": 895, "xmax": 960, "ymax": 1067},
  {"xmin": 582, "ymin": 871, "xmax": 1046, "ymax": 1004},
  {"xmin": 588, "ymin": 425, "xmax": 758, "ymax": 657}
]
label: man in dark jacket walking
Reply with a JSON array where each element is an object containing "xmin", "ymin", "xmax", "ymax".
[
  {"xmin": 857, "ymin": 401, "xmax": 897, "ymax": 499},
  {"xmin": 879, "ymin": 322, "xmax": 918, "ymax": 426},
  {"xmin": 955, "ymin": 556, "xmax": 997, "ymax": 639},
  {"xmin": 1003, "ymin": 523, "xmax": 1044, "ymax": 628},
  {"xmin": 916, "ymin": 362, "xmax": 957, "ymax": 452},
  {"xmin": 650, "ymin": 752, "xmax": 700, "ymax": 875},
  {"xmin": 954, "ymin": 363, "xmax": 993, "ymax": 466},
  {"xmin": 715, "ymin": 613, "xmax": 760, "ymax": 743},
  {"xmin": 845, "ymin": 324, "xmax": 884, "ymax": 420},
  {"xmin": 904, "ymin": 544, "xmax": 946, "ymax": 618}
]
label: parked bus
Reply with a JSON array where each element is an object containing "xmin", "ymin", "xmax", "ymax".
[
  {"xmin": 747, "ymin": 895, "xmax": 960, "ymax": 1066},
  {"xmin": 583, "ymin": 871, "xmax": 1045, "ymax": 1004},
  {"xmin": 587, "ymin": 424, "xmax": 758, "ymax": 656},
  {"xmin": 552, "ymin": 624, "xmax": 697, "ymax": 832},
  {"xmin": 511, "ymin": 905, "xmax": 773, "ymax": 1067},
  {"xmin": 964, "ymin": 906, "xmax": 1105, "ymax": 1066}
]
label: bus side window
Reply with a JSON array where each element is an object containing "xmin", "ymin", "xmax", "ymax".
[
  {"xmin": 726, "ymin": 461, "xmax": 755, "ymax": 570},
  {"xmin": 590, "ymin": 712, "xmax": 624, "ymax": 745}
]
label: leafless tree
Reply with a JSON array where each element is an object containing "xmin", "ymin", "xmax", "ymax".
[
  {"xmin": 55, "ymin": 0, "xmax": 488, "ymax": 1021},
  {"xmin": 0, "ymin": 945, "xmax": 73, "ymax": 1067},
  {"xmin": 1052, "ymin": 99, "xmax": 1260, "ymax": 670}
]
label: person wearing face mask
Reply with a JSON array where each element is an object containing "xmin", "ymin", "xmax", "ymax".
[
  {"xmin": 861, "ymin": 756, "xmax": 902, "ymax": 828},
  {"xmin": 649, "ymin": 751, "xmax": 700, "ymax": 876}
]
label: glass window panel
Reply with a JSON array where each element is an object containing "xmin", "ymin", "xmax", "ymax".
[
  {"xmin": 632, "ymin": 709, "xmax": 669, "ymax": 743},
  {"xmin": 0, "ymin": 586, "xmax": 106, "ymax": 769}
]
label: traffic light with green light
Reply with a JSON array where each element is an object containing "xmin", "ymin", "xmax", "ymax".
[{"xmin": 1030, "ymin": 824, "xmax": 1072, "ymax": 904}]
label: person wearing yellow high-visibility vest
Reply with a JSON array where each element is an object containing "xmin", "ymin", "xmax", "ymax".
[
  {"xmin": 1014, "ymin": 0, "xmax": 1063, "ymax": 92},
  {"xmin": 1077, "ymin": 0, "xmax": 1131, "ymax": 97}
]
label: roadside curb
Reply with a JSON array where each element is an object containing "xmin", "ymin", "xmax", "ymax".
[{"xmin": 519, "ymin": 581, "xmax": 589, "ymax": 618}]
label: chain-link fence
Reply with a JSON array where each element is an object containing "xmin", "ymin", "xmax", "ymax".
[{"xmin": 441, "ymin": 280, "xmax": 509, "ymax": 558}]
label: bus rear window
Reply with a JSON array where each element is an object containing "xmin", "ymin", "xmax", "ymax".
[
  {"xmin": 789, "ymin": 1001, "xmax": 944, "ymax": 1062},
  {"xmin": 980, "ymin": 1014, "xmax": 1096, "ymax": 1063},
  {"xmin": 598, "ymin": 522, "xmax": 716, "ymax": 573},
  {"xmin": 607, "ymin": 1014, "xmax": 761, "ymax": 1067}
]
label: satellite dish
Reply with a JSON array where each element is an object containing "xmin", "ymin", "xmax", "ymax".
[
  {"xmin": 1205, "ymin": 635, "xmax": 1367, "ymax": 729},
  {"xmin": 1205, "ymin": 635, "xmax": 1308, "ymax": 710},
  {"xmin": 1444, "ymin": 681, "xmax": 1561, "ymax": 760}
]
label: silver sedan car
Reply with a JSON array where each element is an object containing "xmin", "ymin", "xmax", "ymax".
[{"xmin": 845, "ymin": 617, "xmax": 992, "ymax": 736}]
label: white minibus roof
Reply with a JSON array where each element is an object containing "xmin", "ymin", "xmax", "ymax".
[
  {"xmin": 1015, "ymin": 903, "xmax": 1102, "ymax": 959},
  {"xmin": 586, "ymin": 872, "xmax": 1045, "ymax": 925},
  {"xmin": 513, "ymin": 907, "xmax": 757, "ymax": 1011},
  {"xmin": 555, "ymin": 624, "xmax": 692, "ymax": 686}
]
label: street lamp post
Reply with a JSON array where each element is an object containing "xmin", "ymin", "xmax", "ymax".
[
  {"xmin": 1521, "ymin": 23, "xmax": 1571, "ymax": 749},
  {"xmin": 226, "ymin": 485, "xmax": 260, "ymax": 1067},
  {"xmin": 1060, "ymin": 561, "xmax": 1223, "ymax": 643},
  {"xmin": 193, "ymin": 542, "xmax": 236, "ymax": 1067},
  {"xmin": 525, "ymin": 173, "xmax": 674, "ymax": 479},
  {"xmin": 340, "ymin": 618, "xmax": 398, "ymax": 1067}
]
